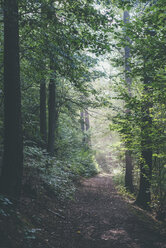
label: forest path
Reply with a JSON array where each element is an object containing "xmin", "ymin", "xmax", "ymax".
[{"xmin": 46, "ymin": 174, "xmax": 166, "ymax": 248}]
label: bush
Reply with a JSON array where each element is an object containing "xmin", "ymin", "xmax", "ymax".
[{"xmin": 24, "ymin": 146, "xmax": 99, "ymax": 200}]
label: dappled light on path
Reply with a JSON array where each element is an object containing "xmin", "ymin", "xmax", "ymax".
[
  {"xmin": 20, "ymin": 174, "xmax": 166, "ymax": 248},
  {"xmin": 101, "ymin": 229, "xmax": 140, "ymax": 248},
  {"xmin": 58, "ymin": 174, "xmax": 166, "ymax": 248}
]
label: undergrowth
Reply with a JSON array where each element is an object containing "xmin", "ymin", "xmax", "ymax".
[
  {"xmin": 0, "ymin": 194, "xmax": 41, "ymax": 247},
  {"xmin": 112, "ymin": 167, "xmax": 136, "ymax": 201},
  {"xmin": 112, "ymin": 166, "xmax": 166, "ymax": 221},
  {"xmin": 24, "ymin": 145, "xmax": 99, "ymax": 200},
  {"xmin": 0, "ymin": 145, "xmax": 99, "ymax": 247}
]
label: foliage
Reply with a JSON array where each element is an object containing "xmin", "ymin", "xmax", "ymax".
[
  {"xmin": 109, "ymin": 0, "xmax": 166, "ymax": 214},
  {"xmin": 24, "ymin": 142, "xmax": 98, "ymax": 200}
]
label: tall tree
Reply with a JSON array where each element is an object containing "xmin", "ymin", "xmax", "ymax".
[
  {"xmin": 47, "ymin": 59, "xmax": 56, "ymax": 156},
  {"xmin": 123, "ymin": 10, "xmax": 134, "ymax": 193},
  {"xmin": 0, "ymin": 0, "xmax": 23, "ymax": 200},
  {"xmin": 80, "ymin": 111, "xmax": 85, "ymax": 133},
  {"xmin": 85, "ymin": 109, "xmax": 91, "ymax": 145},
  {"xmin": 40, "ymin": 6, "xmax": 47, "ymax": 147},
  {"xmin": 40, "ymin": 78, "xmax": 47, "ymax": 147},
  {"xmin": 136, "ymin": 70, "xmax": 153, "ymax": 209},
  {"xmin": 85, "ymin": 110, "xmax": 90, "ymax": 131}
]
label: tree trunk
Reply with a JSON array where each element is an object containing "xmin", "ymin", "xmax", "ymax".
[
  {"xmin": 124, "ymin": 10, "xmax": 134, "ymax": 193},
  {"xmin": 40, "ymin": 80, "xmax": 47, "ymax": 147},
  {"xmin": 136, "ymin": 54, "xmax": 153, "ymax": 209},
  {"xmin": 136, "ymin": 94, "xmax": 152, "ymax": 209},
  {"xmin": 80, "ymin": 111, "xmax": 85, "ymax": 132},
  {"xmin": 0, "ymin": 0, "xmax": 23, "ymax": 200},
  {"xmin": 85, "ymin": 110, "xmax": 91, "ymax": 145},
  {"xmin": 80, "ymin": 110, "xmax": 86, "ymax": 143},
  {"xmin": 39, "ymin": 6, "xmax": 47, "ymax": 148},
  {"xmin": 85, "ymin": 110, "xmax": 90, "ymax": 131},
  {"xmin": 125, "ymin": 150, "xmax": 134, "ymax": 192},
  {"xmin": 47, "ymin": 60, "xmax": 58, "ymax": 156},
  {"xmin": 47, "ymin": 75, "xmax": 55, "ymax": 156}
]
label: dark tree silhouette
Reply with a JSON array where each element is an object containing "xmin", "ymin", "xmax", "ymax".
[
  {"xmin": 0, "ymin": 0, "xmax": 23, "ymax": 200},
  {"xmin": 40, "ymin": 80, "xmax": 47, "ymax": 147}
]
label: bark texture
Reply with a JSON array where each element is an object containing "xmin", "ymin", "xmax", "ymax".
[
  {"xmin": 47, "ymin": 70, "xmax": 56, "ymax": 156},
  {"xmin": 47, "ymin": 60, "xmax": 58, "ymax": 156},
  {"xmin": 125, "ymin": 150, "xmax": 134, "ymax": 193},
  {"xmin": 40, "ymin": 81, "xmax": 47, "ymax": 147}
]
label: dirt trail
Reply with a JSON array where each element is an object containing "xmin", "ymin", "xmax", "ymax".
[
  {"xmin": 44, "ymin": 174, "xmax": 166, "ymax": 248},
  {"xmin": 23, "ymin": 174, "xmax": 166, "ymax": 248}
]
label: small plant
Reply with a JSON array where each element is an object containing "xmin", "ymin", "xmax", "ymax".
[{"xmin": 0, "ymin": 194, "xmax": 13, "ymax": 217}]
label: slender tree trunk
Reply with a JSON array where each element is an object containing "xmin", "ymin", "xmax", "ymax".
[
  {"xmin": 0, "ymin": 0, "xmax": 23, "ymax": 200},
  {"xmin": 85, "ymin": 110, "xmax": 91, "ymax": 145},
  {"xmin": 80, "ymin": 110, "xmax": 86, "ymax": 143},
  {"xmin": 124, "ymin": 10, "xmax": 134, "ymax": 193},
  {"xmin": 47, "ymin": 59, "xmax": 59, "ymax": 156},
  {"xmin": 40, "ymin": 80, "xmax": 47, "ymax": 147},
  {"xmin": 39, "ymin": 7, "xmax": 47, "ymax": 148},
  {"xmin": 136, "ymin": 88, "xmax": 152, "ymax": 209},
  {"xmin": 125, "ymin": 150, "xmax": 134, "ymax": 192},
  {"xmin": 85, "ymin": 110, "xmax": 90, "ymax": 131},
  {"xmin": 80, "ymin": 111, "xmax": 85, "ymax": 132},
  {"xmin": 47, "ymin": 61, "xmax": 56, "ymax": 156},
  {"xmin": 136, "ymin": 54, "xmax": 153, "ymax": 209}
]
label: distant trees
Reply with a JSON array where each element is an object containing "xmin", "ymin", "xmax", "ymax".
[
  {"xmin": 80, "ymin": 108, "xmax": 91, "ymax": 145},
  {"xmin": 36, "ymin": 0, "xmax": 110, "ymax": 155}
]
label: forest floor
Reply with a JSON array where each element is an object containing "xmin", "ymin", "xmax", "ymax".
[{"xmin": 1, "ymin": 174, "xmax": 166, "ymax": 248}]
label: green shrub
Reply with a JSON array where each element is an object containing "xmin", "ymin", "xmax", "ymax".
[{"xmin": 24, "ymin": 146, "xmax": 99, "ymax": 200}]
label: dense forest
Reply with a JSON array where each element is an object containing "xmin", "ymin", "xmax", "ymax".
[{"xmin": 0, "ymin": 0, "xmax": 166, "ymax": 247}]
